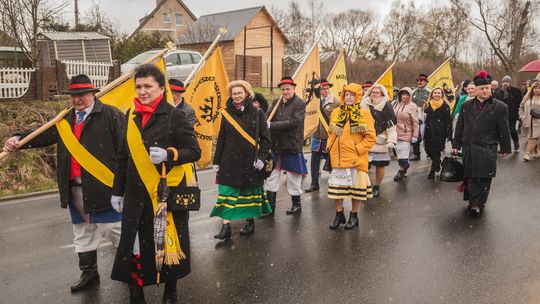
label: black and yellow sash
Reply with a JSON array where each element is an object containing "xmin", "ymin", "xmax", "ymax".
[
  {"xmin": 221, "ymin": 110, "xmax": 256, "ymax": 147},
  {"xmin": 55, "ymin": 109, "xmax": 114, "ymax": 187},
  {"xmin": 126, "ymin": 109, "xmax": 194, "ymax": 265}
]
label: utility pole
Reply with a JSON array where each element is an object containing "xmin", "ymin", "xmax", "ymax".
[{"xmin": 74, "ymin": 0, "xmax": 79, "ymax": 26}]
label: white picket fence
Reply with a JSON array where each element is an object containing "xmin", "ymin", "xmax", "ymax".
[
  {"xmin": 62, "ymin": 60, "xmax": 112, "ymax": 88},
  {"xmin": 0, "ymin": 67, "xmax": 35, "ymax": 99}
]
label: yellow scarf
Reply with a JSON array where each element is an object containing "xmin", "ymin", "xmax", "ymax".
[
  {"xmin": 429, "ymin": 99, "xmax": 444, "ymax": 111},
  {"xmin": 126, "ymin": 109, "xmax": 194, "ymax": 265}
]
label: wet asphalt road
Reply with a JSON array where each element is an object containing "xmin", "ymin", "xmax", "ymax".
[{"xmin": 1, "ymin": 148, "xmax": 540, "ymax": 304}]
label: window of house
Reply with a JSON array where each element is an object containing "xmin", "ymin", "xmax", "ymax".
[
  {"xmin": 162, "ymin": 12, "xmax": 170, "ymax": 24},
  {"xmin": 175, "ymin": 14, "xmax": 183, "ymax": 26}
]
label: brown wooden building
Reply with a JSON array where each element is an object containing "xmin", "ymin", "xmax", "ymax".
[{"xmin": 177, "ymin": 6, "xmax": 288, "ymax": 88}]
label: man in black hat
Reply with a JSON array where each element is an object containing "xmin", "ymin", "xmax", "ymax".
[
  {"xmin": 362, "ymin": 80, "xmax": 374, "ymax": 92},
  {"xmin": 410, "ymin": 73, "xmax": 431, "ymax": 161},
  {"xmin": 3, "ymin": 74, "xmax": 125, "ymax": 292},
  {"xmin": 169, "ymin": 79, "xmax": 196, "ymax": 126},
  {"xmin": 305, "ymin": 78, "xmax": 340, "ymax": 192},
  {"xmin": 265, "ymin": 76, "xmax": 307, "ymax": 215},
  {"xmin": 452, "ymin": 70, "xmax": 511, "ymax": 216}
]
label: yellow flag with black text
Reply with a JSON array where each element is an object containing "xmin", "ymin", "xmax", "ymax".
[
  {"xmin": 327, "ymin": 49, "xmax": 347, "ymax": 98},
  {"xmin": 293, "ymin": 44, "xmax": 321, "ymax": 139},
  {"xmin": 428, "ymin": 58, "xmax": 456, "ymax": 105},
  {"xmin": 375, "ymin": 62, "xmax": 395, "ymax": 100},
  {"xmin": 100, "ymin": 58, "xmax": 173, "ymax": 112},
  {"xmin": 183, "ymin": 47, "xmax": 229, "ymax": 168}
]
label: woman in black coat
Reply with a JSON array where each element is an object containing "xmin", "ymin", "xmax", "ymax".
[
  {"xmin": 111, "ymin": 64, "xmax": 201, "ymax": 304},
  {"xmin": 210, "ymin": 80, "xmax": 272, "ymax": 239},
  {"xmin": 423, "ymin": 87, "xmax": 452, "ymax": 179}
]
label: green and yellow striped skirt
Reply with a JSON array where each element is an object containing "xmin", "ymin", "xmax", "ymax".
[{"xmin": 210, "ymin": 185, "xmax": 272, "ymax": 220}]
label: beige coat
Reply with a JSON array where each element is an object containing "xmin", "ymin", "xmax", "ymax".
[{"xmin": 519, "ymin": 94, "xmax": 540, "ymax": 139}]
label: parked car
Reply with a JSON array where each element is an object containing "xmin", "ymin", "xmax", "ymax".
[{"xmin": 121, "ymin": 49, "xmax": 202, "ymax": 82}]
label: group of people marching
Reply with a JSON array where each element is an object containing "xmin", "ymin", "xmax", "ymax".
[{"xmin": 2, "ymin": 63, "xmax": 537, "ymax": 303}]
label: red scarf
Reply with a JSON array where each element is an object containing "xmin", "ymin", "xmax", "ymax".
[{"xmin": 134, "ymin": 95, "xmax": 162, "ymax": 127}]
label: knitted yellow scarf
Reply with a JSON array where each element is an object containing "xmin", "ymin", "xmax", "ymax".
[
  {"xmin": 429, "ymin": 99, "xmax": 444, "ymax": 111},
  {"xmin": 329, "ymin": 104, "xmax": 367, "ymax": 135}
]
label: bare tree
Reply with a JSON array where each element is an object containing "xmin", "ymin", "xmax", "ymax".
[
  {"xmin": 0, "ymin": 0, "xmax": 68, "ymax": 68},
  {"xmin": 177, "ymin": 18, "xmax": 221, "ymax": 45},
  {"xmin": 381, "ymin": 0, "xmax": 419, "ymax": 61},
  {"xmin": 452, "ymin": 0, "xmax": 535, "ymax": 76}
]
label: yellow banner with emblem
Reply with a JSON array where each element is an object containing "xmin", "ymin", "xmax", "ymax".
[
  {"xmin": 126, "ymin": 109, "xmax": 194, "ymax": 265},
  {"xmin": 327, "ymin": 49, "xmax": 347, "ymax": 99},
  {"xmin": 428, "ymin": 57, "xmax": 456, "ymax": 107}
]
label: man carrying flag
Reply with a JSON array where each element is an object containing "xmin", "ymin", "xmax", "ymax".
[
  {"xmin": 169, "ymin": 79, "xmax": 196, "ymax": 126},
  {"xmin": 2, "ymin": 74, "xmax": 125, "ymax": 293},
  {"xmin": 305, "ymin": 78, "xmax": 340, "ymax": 193},
  {"xmin": 265, "ymin": 76, "xmax": 307, "ymax": 215}
]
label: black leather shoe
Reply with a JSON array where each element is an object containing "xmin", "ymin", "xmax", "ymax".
[
  {"xmin": 410, "ymin": 155, "xmax": 421, "ymax": 161},
  {"xmin": 286, "ymin": 196, "xmax": 301, "ymax": 215},
  {"xmin": 394, "ymin": 170, "xmax": 405, "ymax": 181},
  {"xmin": 329, "ymin": 211, "xmax": 346, "ymax": 229},
  {"xmin": 239, "ymin": 219, "xmax": 255, "ymax": 236},
  {"xmin": 129, "ymin": 283, "xmax": 146, "ymax": 304},
  {"xmin": 214, "ymin": 223, "xmax": 232, "ymax": 240},
  {"xmin": 70, "ymin": 250, "xmax": 100, "ymax": 292},
  {"xmin": 344, "ymin": 212, "xmax": 359, "ymax": 230},
  {"xmin": 304, "ymin": 186, "xmax": 319, "ymax": 193},
  {"xmin": 161, "ymin": 281, "xmax": 177, "ymax": 304},
  {"xmin": 372, "ymin": 186, "xmax": 380, "ymax": 197}
]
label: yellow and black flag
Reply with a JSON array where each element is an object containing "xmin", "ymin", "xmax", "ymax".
[
  {"xmin": 327, "ymin": 49, "xmax": 347, "ymax": 98},
  {"xmin": 374, "ymin": 62, "xmax": 395, "ymax": 100},
  {"xmin": 428, "ymin": 58, "xmax": 456, "ymax": 106}
]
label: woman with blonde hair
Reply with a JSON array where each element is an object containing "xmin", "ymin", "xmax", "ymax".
[
  {"xmin": 360, "ymin": 84, "xmax": 397, "ymax": 197},
  {"xmin": 327, "ymin": 83, "xmax": 376, "ymax": 229},
  {"xmin": 518, "ymin": 80, "xmax": 540, "ymax": 161},
  {"xmin": 210, "ymin": 80, "xmax": 272, "ymax": 239},
  {"xmin": 423, "ymin": 87, "xmax": 452, "ymax": 179}
]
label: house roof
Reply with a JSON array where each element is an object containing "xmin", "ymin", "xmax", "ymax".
[
  {"xmin": 131, "ymin": 0, "xmax": 197, "ymax": 38},
  {"xmin": 178, "ymin": 6, "xmax": 289, "ymax": 45},
  {"xmin": 38, "ymin": 32, "xmax": 110, "ymax": 41}
]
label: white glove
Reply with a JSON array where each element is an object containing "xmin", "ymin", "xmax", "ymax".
[
  {"xmin": 267, "ymin": 122, "xmax": 271, "ymax": 129},
  {"xmin": 253, "ymin": 159, "xmax": 264, "ymax": 170},
  {"xmin": 111, "ymin": 195, "xmax": 124, "ymax": 213},
  {"xmin": 212, "ymin": 164, "xmax": 220, "ymax": 172},
  {"xmin": 387, "ymin": 142, "xmax": 395, "ymax": 150},
  {"xmin": 411, "ymin": 137, "xmax": 418, "ymax": 144},
  {"xmin": 149, "ymin": 147, "xmax": 167, "ymax": 164}
]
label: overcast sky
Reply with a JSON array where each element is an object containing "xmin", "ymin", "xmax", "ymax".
[{"xmin": 61, "ymin": 0, "xmax": 446, "ymax": 34}]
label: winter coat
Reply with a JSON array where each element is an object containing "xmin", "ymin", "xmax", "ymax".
[
  {"xmin": 213, "ymin": 97, "xmax": 271, "ymax": 187},
  {"xmin": 494, "ymin": 87, "xmax": 523, "ymax": 121},
  {"xmin": 267, "ymin": 94, "xmax": 306, "ymax": 153},
  {"xmin": 393, "ymin": 89, "xmax": 419, "ymax": 142},
  {"xmin": 360, "ymin": 97, "xmax": 397, "ymax": 154},
  {"xmin": 19, "ymin": 99, "xmax": 125, "ymax": 213},
  {"xmin": 176, "ymin": 98, "xmax": 196, "ymax": 126},
  {"xmin": 253, "ymin": 92, "xmax": 269, "ymax": 113},
  {"xmin": 111, "ymin": 97, "xmax": 201, "ymax": 286},
  {"xmin": 453, "ymin": 97, "xmax": 511, "ymax": 178},
  {"xmin": 312, "ymin": 94, "xmax": 341, "ymax": 139},
  {"xmin": 327, "ymin": 107, "xmax": 376, "ymax": 172},
  {"xmin": 518, "ymin": 94, "xmax": 540, "ymax": 139},
  {"xmin": 423, "ymin": 102, "xmax": 452, "ymax": 154}
]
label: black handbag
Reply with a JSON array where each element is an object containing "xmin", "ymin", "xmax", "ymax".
[
  {"xmin": 322, "ymin": 135, "xmax": 339, "ymax": 172},
  {"xmin": 530, "ymin": 109, "xmax": 540, "ymax": 119},
  {"xmin": 440, "ymin": 155, "xmax": 464, "ymax": 182},
  {"xmin": 255, "ymin": 108, "xmax": 273, "ymax": 180},
  {"xmin": 167, "ymin": 164, "xmax": 201, "ymax": 211}
]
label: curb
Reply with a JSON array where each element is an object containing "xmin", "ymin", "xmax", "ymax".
[{"xmin": 0, "ymin": 189, "xmax": 59, "ymax": 202}]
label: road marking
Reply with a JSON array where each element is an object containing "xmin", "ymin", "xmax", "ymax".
[{"xmin": 0, "ymin": 194, "xmax": 59, "ymax": 207}]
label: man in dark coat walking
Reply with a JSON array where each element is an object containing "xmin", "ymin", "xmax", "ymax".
[
  {"xmin": 494, "ymin": 75, "xmax": 523, "ymax": 151},
  {"xmin": 411, "ymin": 73, "xmax": 431, "ymax": 161},
  {"xmin": 169, "ymin": 79, "xmax": 196, "ymax": 126},
  {"xmin": 3, "ymin": 74, "xmax": 125, "ymax": 292},
  {"xmin": 452, "ymin": 70, "xmax": 511, "ymax": 215},
  {"xmin": 265, "ymin": 76, "xmax": 307, "ymax": 215}
]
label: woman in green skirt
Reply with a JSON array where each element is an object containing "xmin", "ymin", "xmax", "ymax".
[{"xmin": 210, "ymin": 80, "xmax": 272, "ymax": 239}]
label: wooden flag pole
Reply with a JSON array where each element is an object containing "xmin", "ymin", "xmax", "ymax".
[
  {"xmin": 184, "ymin": 28, "xmax": 228, "ymax": 86},
  {"xmin": 266, "ymin": 96, "xmax": 283, "ymax": 123},
  {"xmin": 0, "ymin": 42, "xmax": 177, "ymax": 162}
]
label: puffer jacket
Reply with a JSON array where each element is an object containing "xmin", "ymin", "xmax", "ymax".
[{"xmin": 393, "ymin": 87, "xmax": 419, "ymax": 142}]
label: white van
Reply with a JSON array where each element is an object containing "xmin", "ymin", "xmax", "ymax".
[{"xmin": 121, "ymin": 49, "xmax": 202, "ymax": 82}]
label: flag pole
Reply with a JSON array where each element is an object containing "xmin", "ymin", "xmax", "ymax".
[
  {"xmin": 326, "ymin": 49, "xmax": 345, "ymax": 80},
  {"xmin": 184, "ymin": 28, "xmax": 228, "ymax": 86},
  {"xmin": 374, "ymin": 62, "xmax": 396, "ymax": 84},
  {"xmin": 428, "ymin": 57, "xmax": 452, "ymax": 80},
  {"xmin": 0, "ymin": 42, "xmax": 177, "ymax": 163}
]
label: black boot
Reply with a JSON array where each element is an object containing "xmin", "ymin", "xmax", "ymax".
[
  {"xmin": 372, "ymin": 186, "xmax": 380, "ymax": 197},
  {"xmin": 214, "ymin": 223, "xmax": 232, "ymax": 240},
  {"xmin": 344, "ymin": 212, "xmax": 359, "ymax": 230},
  {"xmin": 329, "ymin": 211, "xmax": 346, "ymax": 230},
  {"xmin": 427, "ymin": 170, "xmax": 435, "ymax": 179},
  {"xmin": 286, "ymin": 195, "xmax": 301, "ymax": 215},
  {"xmin": 239, "ymin": 218, "xmax": 255, "ymax": 236},
  {"xmin": 129, "ymin": 282, "xmax": 146, "ymax": 304},
  {"xmin": 394, "ymin": 170, "xmax": 405, "ymax": 181},
  {"xmin": 70, "ymin": 250, "xmax": 100, "ymax": 292},
  {"xmin": 265, "ymin": 191, "xmax": 276, "ymax": 216},
  {"xmin": 161, "ymin": 281, "xmax": 177, "ymax": 304}
]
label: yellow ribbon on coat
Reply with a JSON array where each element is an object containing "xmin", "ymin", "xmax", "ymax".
[{"xmin": 126, "ymin": 109, "xmax": 193, "ymax": 265}]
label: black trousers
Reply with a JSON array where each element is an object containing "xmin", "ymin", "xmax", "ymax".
[
  {"xmin": 412, "ymin": 132, "xmax": 423, "ymax": 157},
  {"xmin": 427, "ymin": 150, "xmax": 441, "ymax": 172},
  {"xmin": 467, "ymin": 177, "xmax": 492, "ymax": 207},
  {"xmin": 310, "ymin": 149, "xmax": 324, "ymax": 188},
  {"xmin": 509, "ymin": 118, "xmax": 519, "ymax": 142}
]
